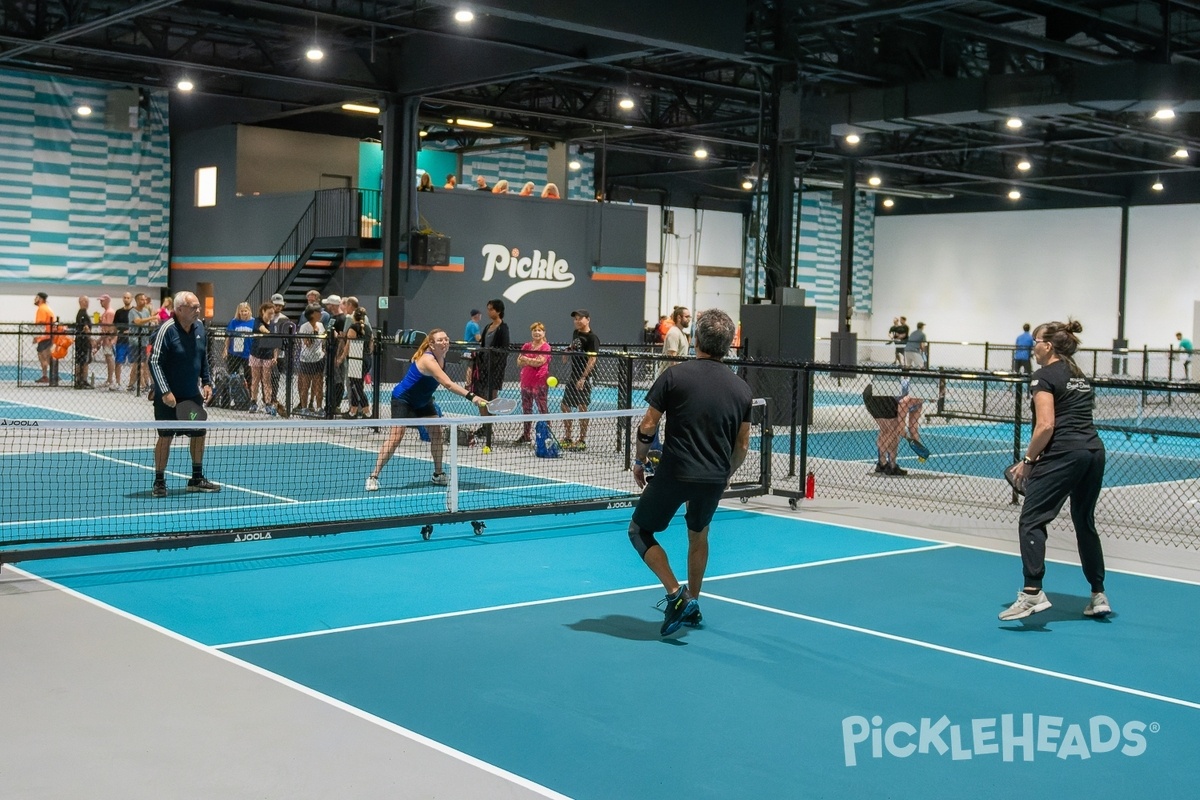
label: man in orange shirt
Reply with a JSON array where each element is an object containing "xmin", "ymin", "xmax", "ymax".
[{"xmin": 33, "ymin": 292, "xmax": 55, "ymax": 383}]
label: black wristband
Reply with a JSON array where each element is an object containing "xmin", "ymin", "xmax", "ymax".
[
  {"xmin": 466, "ymin": 391, "xmax": 476, "ymax": 401},
  {"xmin": 636, "ymin": 430, "xmax": 655, "ymax": 444}
]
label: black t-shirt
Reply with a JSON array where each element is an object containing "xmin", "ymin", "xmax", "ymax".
[
  {"xmin": 75, "ymin": 308, "xmax": 91, "ymax": 341},
  {"xmin": 568, "ymin": 328, "xmax": 600, "ymax": 380},
  {"xmin": 114, "ymin": 307, "xmax": 130, "ymax": 344},
  {"xmin": 890, "ymin": 324, "xmax": 908, "ymax": 345},
  {"xmin": 644, "ymin": 358, "xmax": 753, "ymax": 483},
  {"xmin": 1030, "ymin": 359, "xmax": 1102, "ymax": 453},
  {"xmin": 250, "ymin": 316, "xmax": 276, "ymax": 358}
]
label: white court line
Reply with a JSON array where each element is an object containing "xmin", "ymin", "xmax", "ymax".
[
  {"xmin": 2, "ymin": 565, "xmax": 572, "ymax": 800},
  {"xmin": 703, "ymin": 592, "xmax": 1200, "ymax": 712},
  {"xmin": 212, "ymin": 546, "xmax": 951, "ymax": 649},
  {"xmin": 85, "ymin": 451, "xmax": 298, "ymax": 503}
]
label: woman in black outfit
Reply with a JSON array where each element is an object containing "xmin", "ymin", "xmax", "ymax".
[
  {"xmin": 999, "ymin": 319, "xmax": 1110, "ymax": 621},
  {"xmin": 472, "ymin": 298, "xmax": 510, "ymax": 448}
]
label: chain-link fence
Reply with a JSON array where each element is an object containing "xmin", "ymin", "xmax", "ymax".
[{"xmin": 3, "ymin": 325, "xmax": 1196, "ymax": 546}]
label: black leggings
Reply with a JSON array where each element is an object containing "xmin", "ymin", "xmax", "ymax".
[{"xmin": 1017, "ymin": 448, "xmax": 1106, "ymax": 592}]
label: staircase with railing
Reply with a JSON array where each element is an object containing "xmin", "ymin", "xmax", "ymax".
[{"xmin": 246, "ymin": 188, "xmax": 382, "ymax": 311}]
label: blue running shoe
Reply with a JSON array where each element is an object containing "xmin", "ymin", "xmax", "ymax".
[
  {"xmin": 659, "ymin": 587, "xmax": 698, "ymax": 636},
  {"xmin": 681, "ymin": 603, "xmax": 703, "ymax": 628}
]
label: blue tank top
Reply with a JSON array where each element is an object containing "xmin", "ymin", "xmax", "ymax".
[{"xmin": 392, "ymin": 358, "xmax": 439, "ymax": 407}]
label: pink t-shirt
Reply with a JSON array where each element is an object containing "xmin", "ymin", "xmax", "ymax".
[
  {"xmin": 519, "ymin": 341, "xmax": 551, "ymax": 388},
  {"xmin": 157, "ymin": 307, "xmax": 172, "ymax": 322}
]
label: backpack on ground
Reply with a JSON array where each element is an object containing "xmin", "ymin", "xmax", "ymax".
[
  {"xmin": 534, "ymin": 420, "xmax": 560, "ymax": 458},
  {"xmin": 228, "ymin": 373, "xmax": 250, "ymax": 410}
]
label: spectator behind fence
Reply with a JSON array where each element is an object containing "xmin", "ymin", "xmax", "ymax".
[
  {"xmin": 1014, "ymin": 323, "xmax": 1034, "ymax": 374},
  {"xmin": 515, "ymin": 321, "xmax": 551, "ymax": 444},
  {"xmin": 338, "ymin": 305, "xmax": 370, "ymax": 419},
  {"xmin": 903, "ymin": 321, "xmax": 927, "ymax": 368},
  {"xmin": 225, "ymin": 302, "xmax": 254, "ymax": 382},
  {"xmin": 127, "ymin": 293, "xmax": 155, "ymax": 392},
  {"xmin": 33, "ymin": 292, "xmax": 54, "ymax": 383},
  {"xmin": 156, "ymin": 295, "xmax": 174, "ymax": 323},
  {"xmin": 541, "ymin": 183, "xmax": 560, "ymax": 199},
  {"xmin": 1174, "ymin": 331, "xmax": 1193, "ymax": 381},
  {"xmin": 97, "ymin": 294, "xmax": 118, "ymax": 390},
  {"xmin": 74, "ymin": 295, "xmax": 93, "ymax": 389},
  {"xmin": 113, "ymin": 292, "xmax": 133, "ymax": 388},
  {"xmin": 297, "ymin": 306, "xmax": 326, "ymax": 416},
  {"xmin": 248, "ymin": 302, "xmax": 279, "ymax": 415},
  {"xmin": 474, "ymin": 175, "xmax": 489, "ymax": 191}
]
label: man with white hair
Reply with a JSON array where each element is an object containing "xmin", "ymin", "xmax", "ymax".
[{"xmin": 148, "ymin": 291, "xmax": 218, "ymax": 498}]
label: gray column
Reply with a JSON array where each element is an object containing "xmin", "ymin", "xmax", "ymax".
[{"xmin": 380, "ymin": 96, "xmax": 420, "ymax": 298}]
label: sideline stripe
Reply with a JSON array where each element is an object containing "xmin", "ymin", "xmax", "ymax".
[
  {"xmin": 4, "ymin": 564, "xmax": 573, "ymax": 800},
  {"xmin": 705, "ymin": 592, "xmax": 1200, "ymax": 712},
  {"xmin": 211, "ymin": 545, "xmax": 951, "ymax": 649}
]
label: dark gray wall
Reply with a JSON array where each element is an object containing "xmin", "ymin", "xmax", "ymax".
[{"xmin": 395, "ymin": 191, "xmax": 647, "ymax": 344}]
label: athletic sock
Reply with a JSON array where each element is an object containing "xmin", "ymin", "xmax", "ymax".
[
  {"xmin": 154, "ymin": 471, "xmax": 165, "ymax": 483},
  {"xmin": 192, "ymin": 463, "xmax": 203, "ymax": 480}
]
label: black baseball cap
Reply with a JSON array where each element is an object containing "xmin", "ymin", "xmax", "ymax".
[{"xmin": 570, "ymin": 309, "xmax": 590, "ymax": 319}]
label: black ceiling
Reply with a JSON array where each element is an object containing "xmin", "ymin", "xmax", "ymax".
[{"xmin": 4, "ymin": 0, "xmax": 1200, "ymax": 213}]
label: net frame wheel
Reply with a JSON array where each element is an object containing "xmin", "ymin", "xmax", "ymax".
[
  {"xmin": 420, "ymin": 524, "xmax": 434, "ymax": 541},
  {"xmin": 471, "ymin": 520, "xmax": 486, "ymax": 536},
  {"xmin": 788, "ymin": 498, "xmax": 798, "ymax": 510}
]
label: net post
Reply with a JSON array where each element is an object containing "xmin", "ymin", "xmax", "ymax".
[
  {"xmin": 787, "ymin": 368, "xmax": 798, "ymax": 477},
  {"xmin": 447, "ymin": 420, "xmax": 459, "ymax": 513}
]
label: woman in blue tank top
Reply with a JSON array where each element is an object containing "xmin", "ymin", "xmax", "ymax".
[{"xmin": 366, "ymin": 329, "xmax": 487, "ymax": 491}]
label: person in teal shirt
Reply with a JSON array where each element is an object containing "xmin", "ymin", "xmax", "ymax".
[
  {"xmin": 1014, "ymin": 323, "xmax": 1034, "ymax": 374},
  {"xmin": 1175, "ymin": 332, "xmax": 1193, "ymax": 381}
]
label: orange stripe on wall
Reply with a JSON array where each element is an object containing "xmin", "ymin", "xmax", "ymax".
[
  {"xmin": 591, "ymin": 272, "xmax": 645, "ymax": 282},
  {"xmin": 171, "ymin": 261, "xmax": 270, "ymax": 271},
  {"xmin": 344, "ymin": 259, "xmax": 383, "ymax": 268}
]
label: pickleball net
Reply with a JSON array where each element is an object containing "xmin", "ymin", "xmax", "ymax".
[{"xmin": 0, "ymin": 402, "xmax": 770, "ymax": 561}]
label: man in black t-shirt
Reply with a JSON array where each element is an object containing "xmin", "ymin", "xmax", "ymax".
[
  {"xmin": 629, "ymin": 308, "xmax": 752, "ymax": 636},
  {"xmin": 74, "ymin": 295, "xmax": 93, "ymax": 388},
  {"xmin": 889, "ymin": 317, "xmax": 909, "ymax": 364},
  {"xmin": 561, "ymin": 309, "xmax": 599, "ymax": 450}
]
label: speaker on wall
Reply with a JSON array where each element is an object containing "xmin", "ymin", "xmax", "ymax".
[{"xmin": 409, "ymin": 232, "xmax": 451, "ymax": 266}]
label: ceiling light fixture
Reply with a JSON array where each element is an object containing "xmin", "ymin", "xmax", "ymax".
[
  {"xmin": 1152, "ymin": 177, "xmax": 1164, "ymax": 191},
  {"xmin": 454, "ymin": 117, "xmax": 493, "ymax": 128},
  {"xmin": 306, "ymin": 46, "xmax": 324, "ymax": 61},
  {"xmin": 418, "ymin": 129, "xmax": 428, "ymax": 137},
  {"xmin": 1016, "ymin": 159, "xmax": 1032, "ymax": 172},
  {"xmin": 454, "ymin": 9, "xmax": 475, "ymax": 23},
  {"xmin": 867, "ymin": 175, "xmax": 882, "ymax": 187},
  {"xmin": 341, "ymin": 103, "xmax": 380, "ymax": 115},
  {"xmin": 741, "ymin": 178, "xmax": 754, "ymax": 190},
  {"xmin": 845, "ymin": 133, "xmax": 861, "ymax": 145},
  {"xmin": 882, "ymin": 198, "xmax": 895, "ymax": 208},
  {"xmin": 568, "ymin": 160, "xmax": 582, "ymax": 171},
  {"xmin": 1006, "ymin": 117, "xmax": 1023, "ymax": 129},
  {"xmin": 76, "ymin": 104, "xmax": 93, "ymax": 116},
  {"xmin": 693, "ymin": 147, "xmax": 708, "ymax": 159},
  {"xmin": 618, "ymin": 97, "xmax": 635, "ymax": 111},
  {"xmin": 176, "ymin": 79, "xmax": 194, "ymax": 92},
  {"xmin": 1173, "ymin": 148, "xmax": 1189, "ymax": 159},
  {"xmin": 1153, "ymin": 108, "xmax": 1176, "ymax": 120},
  {"xmin": 1007, "ymin": 189, "xmax": 1021, "ymax": 200}
]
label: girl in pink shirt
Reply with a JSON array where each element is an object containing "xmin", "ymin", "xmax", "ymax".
[{"xmin": 515, "ymin": 321, "xmax": 551, "ymax": 443}]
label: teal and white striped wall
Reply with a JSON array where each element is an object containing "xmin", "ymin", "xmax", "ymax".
[
  {"xmin": 743, "ymin": 189, "xmax": 874, "ymax": 313},
  {"xmin": 429, "ymin": 138, "xmax": 595, "ymax": 200},
  {"xmin": 0, "ymin": 68, "xmax": 170, "ymax": 286}
]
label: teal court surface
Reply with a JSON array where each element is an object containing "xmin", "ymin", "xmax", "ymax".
[{"xmin": 10, "ymin": 503, "xmax": 1200, "ymax": 800}]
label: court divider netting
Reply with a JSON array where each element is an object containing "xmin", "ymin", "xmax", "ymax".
[{"xmin": 0, "ymin": 400, "xmax": 770, "ymax": 562}]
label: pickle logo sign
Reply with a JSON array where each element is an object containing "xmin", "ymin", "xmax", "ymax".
[{"xmin": 480, "ymin": 244, "xmax": 576, "ymax": 302}]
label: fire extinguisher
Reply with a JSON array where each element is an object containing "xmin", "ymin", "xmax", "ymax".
[{"xmin": 805, "ymin": 470, "xmax": 815, "ymax": 499}]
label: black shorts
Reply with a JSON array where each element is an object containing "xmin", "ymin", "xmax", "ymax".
[
  {"xmin": 864, "ymin": 395, "xmax": 898, "ymax": 420},
  {"xmin": 153, "ymin": 394, "xmax": 207, "ymax": 438},
  {"xmin": 299, "ymin": 360, "xmax": 323, "ymax": 375},
  {"xmin": 37, "ymin": 339, "xmax": 51, "ymax": 353},
  {"xmin": 562, "ymin": 380, "xmax": 592, "ymax": 409},
  {"xmin": 391, "ymin": 397, "xmax": 438, "ymax": 419},
  {"xmin": 632, "ymin": 475, "xmax": 726, "ymax": 533}
]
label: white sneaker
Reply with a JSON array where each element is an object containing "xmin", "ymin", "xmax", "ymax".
[
  {"xmin": 998, "ymin": 589, "xmax": 1052, "ymax": 621},
  {"xmin": 1083, "ymin": 592, "xmax": 1111, "ymax": 618},
  {"xmin": 430, "ymin": 473, "xmax": 449, "ymax": 486},
  {"xmin": 365, "ymin": 475, "xmax": 379, "ymax": 492}
]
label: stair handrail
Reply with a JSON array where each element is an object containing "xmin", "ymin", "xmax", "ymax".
[{"xmin": 245, "ymin": 188, "xmax": 383, "ymax": 309}]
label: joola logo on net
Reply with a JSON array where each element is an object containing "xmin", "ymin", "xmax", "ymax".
[
  {"xmin": 841, "ymin": 714, "xmax": 1153, "ymax": 767},
  {"xmin": 480, "ymin": 244, "xmax": 576, "ymax": 302}
]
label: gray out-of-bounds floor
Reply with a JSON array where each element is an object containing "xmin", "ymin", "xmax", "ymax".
[{"xmin": 3, "ymin": 492, "xmax": 1200, "ymax": 799}]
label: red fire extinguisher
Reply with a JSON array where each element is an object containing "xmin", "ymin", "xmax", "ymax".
[{"xmin": 805, "ymin": 470, "xmax": 815, "ymax": 499}]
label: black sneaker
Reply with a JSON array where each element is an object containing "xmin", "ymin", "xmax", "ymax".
[
  {"xmin": 681, "ymin": 603, "xmax": 703, "ymax": 628},
  {"xmin": 887, "ymin": 463, "xmax": 908, "ymax": 476},
  {"xmin": 874, "ymin": 461, "xmax": 887, "ymax": 474},
  {"xmin": 186, "ymin": 477, "xmax": 221, "ymax": 493},
  {"xmin": 152, "ymin": 481, "xmax": 167, "ymax": 498},
  {"xmin": 660, "ymin": 587, "xmax": 698, "ymax": 636}
]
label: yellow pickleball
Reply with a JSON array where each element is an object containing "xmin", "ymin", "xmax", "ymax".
[
  {"xmin": 482, "ymin": 446, "xmax": 491, "ymax": 454},
  {"xmin": 547, "ymin": 376, "xmax": 558, "ymax": 387}
]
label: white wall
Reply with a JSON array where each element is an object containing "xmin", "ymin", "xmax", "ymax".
[
  {"xmin": 643, "ymin": 205, "xmax": 743, "ymax": 325},
  {"xmin": 0, "ymin": 284, "xmax": 163, "ymax": 325},
  {"xmin": 1126, "ymin": 205, "xmax": 1200, "ymax": 348},
  {"xmin": 873, "ymin": 207, "xmax": 1125, "ymax": 347}
]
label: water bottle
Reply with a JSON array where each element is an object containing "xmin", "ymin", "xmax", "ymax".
[{"xmin": 805, "ymin": 470, "xmax": 815, "ymax": 499}]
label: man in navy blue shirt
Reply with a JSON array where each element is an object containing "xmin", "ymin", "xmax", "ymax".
[{"xmin": 148, "ymin": 291, "xmax": 218, "ymax": 497}]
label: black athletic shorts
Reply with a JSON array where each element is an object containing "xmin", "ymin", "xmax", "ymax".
[
  {"xmin": 562, "ymin": 379, "xmax": 592, "ymax": 409},
  {"xmin": 632, "ymin": 475, "xmax": 725, "ymax": 533},
  {"xmin": 391, "ymin": 397, "xmax": 438, "ymax": 419},
  {"xmin": 862, "ymin": 386, "xmax": 898, "ymax": 420},
  {"xmin": 153, "ymin": 393, "xmax": 207, "ymax": 438}
]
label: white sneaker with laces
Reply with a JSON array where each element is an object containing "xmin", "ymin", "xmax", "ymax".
[
  {"xmin": 365, "ymin": 475, "xmax": 379, "ymax": 492},
  {"xmin": 998, "ymin": 589, "xmax": 1052, "ymax": 621},
  {"xmin": 430, "ymin": 473, "xmax": 449, "ymax": 486},
  {"xmin": 1083, "ymin": 592, "xmax": 1111, "ymax": 618}
]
